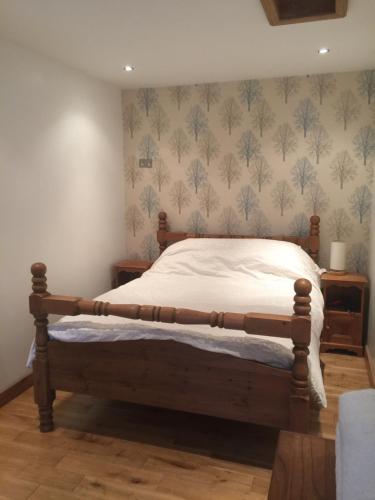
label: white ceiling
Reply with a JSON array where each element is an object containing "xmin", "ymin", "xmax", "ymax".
[{"xmin": 0, "ymin": 0, "xmax": 374, "ymax": 89}]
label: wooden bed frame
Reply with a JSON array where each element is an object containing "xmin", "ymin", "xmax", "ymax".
[{"xmin": 30, "ymin": 212, "xmax": 320, "ymax": 435}]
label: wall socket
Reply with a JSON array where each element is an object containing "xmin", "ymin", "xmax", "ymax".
[{"xmin": 139, "ymin": 158, "xmax": 153, "ymax": 168}]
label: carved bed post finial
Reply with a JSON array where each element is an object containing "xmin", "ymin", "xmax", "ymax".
[
  {"xmin": 158, "ymin": 211, "xmax": 168, "ymax": 255},
  {"xmin": 31, "ymin": 262, "xmax": 48, "ymax": 293},
  {"xmin": 310, "ymin": 215, "xmax": 320, "ymax": 235},
  {"xmin": 290, "ymin": 278, "xmax": 312, "ymax": 433},
  {"xmin": 30, "ymin": 263, "xmax": 54, "ymax": 432},
  {"xmin": 309, "ymin": 215, "xmax": 320, "ymax": 264},
  {"xmin": 293, "ymin": 278, "xmax": 311, "ymax": 316},
  {"xmin": 158, "ymin": 211, "xmax": 167, "ymax": 231}
]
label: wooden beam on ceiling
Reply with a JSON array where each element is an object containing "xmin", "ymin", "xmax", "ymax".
[{"xmin": 260, "ymin": 0, "xmax": 348, "ymax": 26}]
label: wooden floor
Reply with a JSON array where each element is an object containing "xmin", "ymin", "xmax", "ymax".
[{"xmin": 0, "ymin": 353, "xmax": 370, "ymax": 500}]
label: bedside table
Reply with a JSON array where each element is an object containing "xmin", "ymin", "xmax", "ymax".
[
  {"xmin": 320, "ymin": 272, "xmax": 368, "ymax": 356},
  {"xmin": 113, "ymin": 260, "xmax": 153, "ymax": 288}
]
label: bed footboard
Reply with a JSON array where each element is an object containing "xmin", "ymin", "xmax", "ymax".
[{"xmin": 29, "ymin": 263, "xmax": 312, "ymax": 433}]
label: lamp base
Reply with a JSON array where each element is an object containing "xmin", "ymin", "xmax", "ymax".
[{"xmin": 329, "ymin": 269, "xmax": 347, "ymax": 275}]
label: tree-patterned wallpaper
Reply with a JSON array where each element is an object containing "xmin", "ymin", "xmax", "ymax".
[{"xmin": 122, "ymin": 70, "xmax": 375, "ymax": 272}]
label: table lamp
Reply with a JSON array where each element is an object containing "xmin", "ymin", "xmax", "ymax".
[{"xmin": 330, "ymin": 241, "xmax": 346, "ymax": 275}]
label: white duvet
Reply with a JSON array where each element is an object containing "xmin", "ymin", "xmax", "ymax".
[{"xmin": 28, "ymin": 238, "xmax": 326, "ymax": 407}]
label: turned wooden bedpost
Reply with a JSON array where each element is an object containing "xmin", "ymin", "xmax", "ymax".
[
  {"xmin": 29, "ymin": 263, "xmax": 54, "ymax": 432},
  {"xmin": 157, "ymin": 211, "xmax": 168, "ymax": 255},
  {"xmin": 289, "ymin": 278, "xmax": 312, "ymax": 433},
  {"xmin": 309, "ymin": 215, "xmax": 320, "ymax": 263}
]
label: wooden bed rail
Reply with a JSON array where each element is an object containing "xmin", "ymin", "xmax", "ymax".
[
  {"xmin": 30, "ymin": 263, "xmax": 311, "ymax": 343},
  {"xmin": 30, "ymin": 262, "xmax": 312, "ymax": 433},
  {"xmin": 157, "ymin": 211, "xmax": 320, "ymax": 263}
]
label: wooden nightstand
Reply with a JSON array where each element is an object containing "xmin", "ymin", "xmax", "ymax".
[
  {"xmin": 320, "ymin": 272, "xmax": 368, "ymax": 356},
  {"xmin": 112, "ymin": 260, "xmax": 153, "ymax": 288}
]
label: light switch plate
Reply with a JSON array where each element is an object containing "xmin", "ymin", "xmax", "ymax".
[{"xmin": 139, "ymin": 159, "xmax": 153, "ymax": 168}]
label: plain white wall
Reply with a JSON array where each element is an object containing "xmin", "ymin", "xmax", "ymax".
[{"xmin": 0, "ymin": 39, "xmax": 125, "ymax": 392}]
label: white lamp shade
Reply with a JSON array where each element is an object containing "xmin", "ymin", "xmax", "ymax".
[{"xmin": 330, "ymin": 241, "xmax": 346, "ymax": 272}]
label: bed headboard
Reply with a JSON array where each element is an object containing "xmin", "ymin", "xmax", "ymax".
[{"xmin": 157, "ymin": 211, "xmax": 320, "ymax": 264}]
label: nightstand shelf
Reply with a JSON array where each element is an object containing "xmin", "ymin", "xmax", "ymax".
[
  {"xmin": 320, "ymin": 272, "xmax": 368, "ymax": 356},
  {"xmin": 113, "ymin": 259, "xmax": 153, "ymax": 288}
]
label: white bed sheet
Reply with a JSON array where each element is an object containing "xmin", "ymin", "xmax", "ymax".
[{"xmin": 27, "ymin": 238, "xmax": 326, "ymax": 407}]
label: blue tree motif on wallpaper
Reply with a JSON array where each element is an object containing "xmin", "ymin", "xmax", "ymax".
[
  {"xmin": 307, "ymin": 125, "xmax": 331, "ymax": 164},
  {"xmin": 327, "ymin": 209, "xmax": 353, "ymax": 241},
  {"xmin": 289, "ymin": 213, "xmax": 310, "ymax": 237},
  {"xmin": 276, "ymin": 76, "xmax": 300, "ymax": 104},
  {"xmin": 347, "ymin": 243, "xmax": 368, "ymax": 274},
  {"xmin": 198, "ymin": 184, "xmax": 220, "ymax": 217},
  {"xmin": 334, "ymin": 90, "xmax": 360, "ymax": 130},
  {"xmin": 187, "ymin": 210, "xmax": 207, "ymax": 233},
  {"xmin": 150, "ymin": 105, "xmax": 170, "ymax": 141},
  {"xmin": 251, "ymin": 98, "xmax": 275, "ymax": 137},
  {"xmin": 169, "ymin": 128, "xmax": 191, "ymax": 163},
  {"xmin": 186, "ymin": 105, "xmax": 208, "ymax": 142},
  {"xmin": 366, "ymin": 163, "xmax": 374, "ymax": 185},
  {"xmin": 330, "ymin": 151, "xmax": 357, "ymax": 189},
  {"xmin": 198, "ymin": 83, "xmax": 221, "ymax": 112},
  {"xmin": 123, "ymin": 102, "xmax": 142, "ymax": 138},
  {"xmin": 169, "ymin": 86, "xmax": 191, "ymax": 110},
  {"xmin": 141, "ymin": 234, "xmax": 159, "ymax": 261},
  {"xmin": 357, "ymin": 70, "xmax": 375, "ymax": 105},
  {"xmin": 170, "ymin": 180, "xmax": 191, "ymax": 214},
  {"xmin": 219, "ymin": 154, "xmax": 241, "ymax": 190},
  {"xmin": 363, "ymin": 220, "xmax": 371, "ymax": 243},
  {"xmin": 309, "ymin": 73, "xmax": 336, "ymax": 105},
  {"xmin": 273, "ymin": 123, "xmax": 297, "ymax": 162},
  {"xmin": 291, "ymin": 157, "xmax": 316, "ymax": 194},
  {"xmin": 294, "ymin": 98, "xmax": 319, "ymax": 137},
  {"xmin": 124, "ymin": 155, "xmax": 143, "ymax": 189},
  {"xmin": 250, "ymin": 210, "xmax": 271, "ymax": 237},
  {"xmin": 237, "ymin": 185, "xmax": 258, "ymax": 220},
  {"xmin": 139, "ymin": 185, "xmax": 159, "ymax": 218},
  {"xmin": 186, "ymin": 159, "xmax": 207, "ymax": 194},
  {"xmin": 304, "ymin": 183, "xmax": 329, "ymax": 214},
  {"xmin": 272, "ymin": 180, "xmax": 295, "ymax": 216},
  {"xmin": 353, "ymin": 125, "xmax": 375, "ymax": 165},
  {"xmin": 198, "ymin": 131, "xmax": 220, "ymax": 166},
  {"xmin": 151, "ymin": 159, "xmax": 171, "ymax": 192},
  {"xmin": 238, "ymin": 80, "xmax": 261, "ymax": 112},
  {"xmin": 250, "ymin": 155, "xmax": 273, "ymax": 192},
  {"xmin": 349, "ymin": 185, "xmax": 372, "ymax": 223},
  {"xmin": 219, "ymin": 206, "xmax": 241, "ymax": 235},
  {"xmin": 126, "ymin": 204, "xmax": 144, "ymax": 237},
  {"xmin": 219, "ymin": 98, "xmax": 243, "ymax": 136},
  {"xmin": 138, "ymin": 134, "xmax": 159, "ymax": 160},
  {"xmin": 137, "ymin": 88, "xmax": 158, "ymax": 116},
  {"xmin": 237, "ymin": 130, "xmax": 260, "ymax": 167}
]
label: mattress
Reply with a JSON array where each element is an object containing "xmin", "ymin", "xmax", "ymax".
[{"xmin": 27, "ymin": 237, "xmax": 326, "ymax": 407}]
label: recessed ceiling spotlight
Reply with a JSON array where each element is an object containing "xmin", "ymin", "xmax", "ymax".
[
  {"xmin": 318, "ymin": 47, "xmax": 330, "ymax": 55},
  {"xmin": 124, "ymin": 65, "xmax": 135, "ymax": 72}
]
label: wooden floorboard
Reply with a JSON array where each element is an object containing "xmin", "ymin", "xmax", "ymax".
[{"xmin": 0, "ymin": 353, "xmax": 370, "ymax": 499}]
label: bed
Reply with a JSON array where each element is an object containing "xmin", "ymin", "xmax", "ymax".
[{"xmin": 29, "ymin": 211, "xmax": 324, "ymax": 434}]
